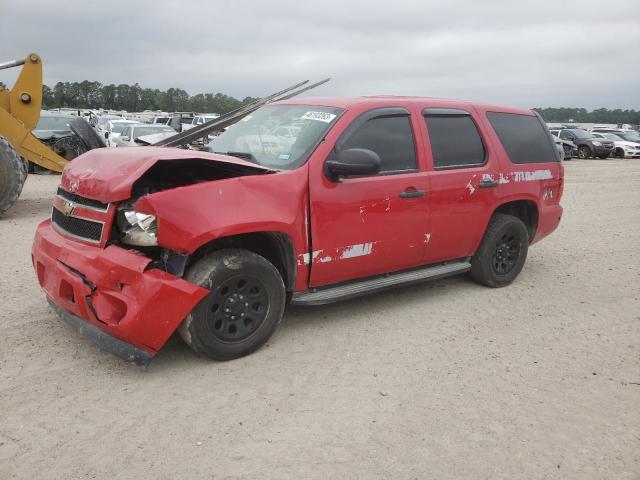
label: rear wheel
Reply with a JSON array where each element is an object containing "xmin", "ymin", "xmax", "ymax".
[
  {"xmin": 470, "ymin": 214, "xmax": 529, "ymax": 288},
  {"xmin": 0, "ymin": 135, "xmax": 27, "ymax": 215},
  {"xmin": 179, "ymin": 249, "xmax": 286, "ymax": 360},
  {"xmin": 578, "ymin": 145, "xmax": 591, "ymax": 159}
]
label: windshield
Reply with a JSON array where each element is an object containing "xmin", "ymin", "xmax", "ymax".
[
  {"xmin": 618, "ymin": 132, "xmax": 640, "ymax": 142},
  {"xmin": 111, "ymin": 123, "xmax": 130, "ymax": 134},
  {"xmin": 36, "ymin": 116, "xmax": 71, "ymax": 130},
  {"xmin": 132, "ymin": 126, "xmax": 174, "ymax": 137},
  {"xmin": 570, "ymin": 129, "xmax": 592, "ymax": 139},
  {"xmin": 206, "ymin": 104, "xmax": 343, "ymax": 169},
  {"xmin": 602, "ymin": 133, "xmax": 623, "ymax": 141}
]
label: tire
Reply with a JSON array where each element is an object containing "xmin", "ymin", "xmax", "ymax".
[
  {"xmin": 577, "ymin": 145, "xmax": 591, "ymax": 159},
  {"xmin": 69, "ymin": 117, "xmax": 106, "ymax": 150},
  {"xmin": 178, "ymin": 249, "xmax": 286, "ymax": 361},
  {"xmin": 562, "ymin": 144, "xmax": 572, "ymax": 159},
  {"xmin": 615, "ymin": 147, "xmax": 625, "ymax": 158},
  {"xmin": 0, "ymin": 135, "xmax": 27, "ymax": 215},
  {"xmin": 470, "ymin": 213, "xmax": 529, "ymax": 288}
]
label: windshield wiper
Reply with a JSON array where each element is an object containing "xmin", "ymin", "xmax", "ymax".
[{"xmin": 214, "ymin": 151, "xmax": 258, "ymax": 163}]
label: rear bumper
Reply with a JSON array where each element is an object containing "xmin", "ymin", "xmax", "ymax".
[
  {"xmin": 32, "ymin": 220, "xmax": 208, "ymax": 363},
  {"xmin": 533, "ymin": 204, "xmax": 563, "ymax": 244}
]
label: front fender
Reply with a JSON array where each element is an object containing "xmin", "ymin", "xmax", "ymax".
[{"xmin": 134, "ymin": 168, "xmax": 310, "ymax": 256}]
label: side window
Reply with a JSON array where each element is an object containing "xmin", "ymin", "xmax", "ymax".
[
  {"xmin": 487, "ymin": 112, "xmax": 558, "ymax": 164},
  {"xmin": 121, "ymin": 127, "xmax": 131, "ymax": 138},
  {"xmin": 424, "ymin": 114, "xmax": 485, "ymax": 169},
  {"xmin": 559, "ymin": 130, "xmax": 572, "ymax": 140},
  {"xmin": 340, "ymin": 115, "xmax": 417, "ymax": 173}
]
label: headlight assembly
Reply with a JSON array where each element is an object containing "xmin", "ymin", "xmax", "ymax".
[
  {"xmin": 591, "ymin": 141, "xmax": 602, "ymax": 146},
  {"xmin": 120, "ymin": 210, "xmax": 158, "ymax": 246}
]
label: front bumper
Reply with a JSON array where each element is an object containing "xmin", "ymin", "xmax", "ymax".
[
  {"xmin": 592, "ymin": 145, "xmax": 614, "ymax": 156},
  {"xmin": 32, "ymin": 220, "xmax": 208, "ymax": 364}
]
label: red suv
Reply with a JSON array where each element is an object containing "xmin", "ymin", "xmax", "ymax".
[{"xmin": 32, "ymin": 97, "xmax": 564, "ymax": 365}]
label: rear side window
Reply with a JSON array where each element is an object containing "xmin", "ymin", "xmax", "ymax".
[
  {"xmin": 341, "ymin": 115, "xmax": 417, "ymax": 172},
  {"xmin": 487, "ymin": 112, "xmax": 558, "ymax": 164},
  {"xmin": 424, "ymin": 114, "xmax": 485, "ymax": 169}
]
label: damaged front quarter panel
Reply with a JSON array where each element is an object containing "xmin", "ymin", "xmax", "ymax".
[{"xmin": 131, "ymin": 166, "xmax": 310, "ymax": 287}]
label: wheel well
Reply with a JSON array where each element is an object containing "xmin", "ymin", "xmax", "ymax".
[
  {"xmin": 493, "ymin": 200, "xmax": 538, "ymax": 242},
  {"xmin": 189, "ymin": 232, "xmax": 296, "ymax": 291}
]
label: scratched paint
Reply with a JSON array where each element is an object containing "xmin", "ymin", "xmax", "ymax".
[
  {"xmin": 340, "ymin": 243, "xmax": 374, "ymax": 259},
  {"xmin": 512, "ymin": 169, "xmax": 553, "ymax": 182},
  {"xmin": 423, "ymin": 233, "xmax": 431, "ymax": 245},
  {"xmin": 319, "ymin": 256, "xmax": 333, "ymax": 263},
  {"xmin": 466, "ymin": 180, "xmax": 476, "ymax": 195}
]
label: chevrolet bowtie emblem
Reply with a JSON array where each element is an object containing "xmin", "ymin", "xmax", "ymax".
[{"xmin": 61, "ymin": 201, "xmax": 75, "ymax": 216}]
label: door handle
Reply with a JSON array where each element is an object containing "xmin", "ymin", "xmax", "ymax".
[
  {"xmin": 399, "ymin": 189, "xmax": 426, "ymax": 199},
  {"xmin": 478, "ymin": 178, "xmax": 499, "ymax": 188}
]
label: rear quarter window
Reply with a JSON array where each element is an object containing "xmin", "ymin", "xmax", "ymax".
[{"xmin": 487, "ymin": 112, "xmax": 558, "ymax": 164}]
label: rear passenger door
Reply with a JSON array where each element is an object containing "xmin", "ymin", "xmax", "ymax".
[{"xmin": 419, "ymin": 107, "xmax": 501, "ymax": 263}]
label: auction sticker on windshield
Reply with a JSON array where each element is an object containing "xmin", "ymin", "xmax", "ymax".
[{"xmin": 301, "ymin": 111, "xmax": 337, "ymax": 123}]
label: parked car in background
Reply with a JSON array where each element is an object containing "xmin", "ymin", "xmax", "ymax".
[
  {"xmin": 550, "ymin": 129, "xmax": 614, "ymax": 159},
  {"xmin": 591, "ymin": 132, "xmax": 640, "ymax": 158},
  {"xmin": 94, "ymin": 114, "xmax": 124, "ymax": 137},
  {"xmin": 113, "ymin": 124, "xmax": 176, "ymax": 147},
  {"xmin": 29, "ymin": 113, "xmax": 76, "ymax": 172},
  {"xmin": 151, "ymin": 116, "xmax": 171, "ymax": 125},
  {"xmin": 104, "ymin": 120, "xmax": 140, "ymax": 147},
  {"xmin": 182, "ymin": 114, "xmax": 220, "ymax": 131},
  {"xmin": 552, "ymin": 136, "xmax": 578, "ymax": 160}
]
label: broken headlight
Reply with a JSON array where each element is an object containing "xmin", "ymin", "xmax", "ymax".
[{"xmin": 119, "ymin": 210, "xmax": 158, "ymax": 246}]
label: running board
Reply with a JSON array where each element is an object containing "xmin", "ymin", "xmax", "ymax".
[{"xmin": 290, "ymin": 260, "xmax": 471, "ymax": 306}]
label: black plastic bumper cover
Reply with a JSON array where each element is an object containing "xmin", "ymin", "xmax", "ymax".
[{"xmin": 47, "ymin": 298, "xmax": 152, "ymax": 367}]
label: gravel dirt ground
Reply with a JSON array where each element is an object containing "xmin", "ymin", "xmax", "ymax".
[{"xmin": 1, "ymin": 160, "xmax": 639, "ymax": 479}]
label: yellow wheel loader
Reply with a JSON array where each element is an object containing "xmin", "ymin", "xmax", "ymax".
[{"xmin": 0, "ymin": 53, "xmax": 103, "ymax": 215}]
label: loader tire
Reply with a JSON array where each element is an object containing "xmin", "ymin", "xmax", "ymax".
[
  {"xmin": 69, "ymin": 117, "xmax": 106, "ymax": 150},
  {"xmin": 0, "ymin": 135, "xmax": 27, "ymax": 215}
]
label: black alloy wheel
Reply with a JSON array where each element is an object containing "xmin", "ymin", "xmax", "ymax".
[
  {"xmin": 205, "ymin": 275, "xmax": 269, "ymax": 342},
  {"xmin": 492, "ymin": 231, "xmax": 522, "ymax": 275}
]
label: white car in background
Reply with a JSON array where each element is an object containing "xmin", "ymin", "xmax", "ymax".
[
  {"xmin": 113, "ymin": 124, "xmax": 176, "ymax": 147},
  {"xmin": 104, "ymin": 120, "xmax": 140, "ymax": 147},
  {"xmin": 182, "ymin": 114, "xmax": 220, "ymax": 131},
  {"xmin": 591, "ymin": 132, "xmax": 640, "ymax": 158},
  {"xmin": 94, "ymin": 114, "xmax": 123, "ymax": 137}
]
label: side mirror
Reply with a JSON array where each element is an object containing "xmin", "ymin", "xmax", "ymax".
[
  {"xmin": 121, "ymin": 136, "xmax": 130, "ymax": 142},
  {"xmin": 325, "ymin": 148, "xmax": 381, "ymax": 182},
  {"xmin": 104, "ymin": 132, "xmax": 110, "ymax": 139}
]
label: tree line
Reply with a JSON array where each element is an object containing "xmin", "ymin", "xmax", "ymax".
[
  {"xmin": 42, "ymin": 81, "xmax": 260, "ymax": 114},
  {"xmin": 40, "ymin": 81, "xmax": 640, "ymax": 123},
  {"xmin": 533, "ymin": 107, "xmax": 640, "ymax": 124}
]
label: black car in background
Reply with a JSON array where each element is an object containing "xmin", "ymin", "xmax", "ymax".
[{"xmin": 549, "ymin": 128, "xmax": 614, "ymax": 159}]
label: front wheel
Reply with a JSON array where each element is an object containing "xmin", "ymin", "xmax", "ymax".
[
  {"xmin": 179, "ymin": 249, "xmax": 286, "ymax": 361},
  {"xmin": 470, "ymin": 214, "xmax": 529, "ymax": 288},
  {"xmin": 578, "ymin": 145, "xmax": 591, "ymax": 159}
]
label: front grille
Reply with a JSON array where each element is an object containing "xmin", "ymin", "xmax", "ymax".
[
  {"xmin": 57, "ymin": 187, "xmax": 109, "ymax": 211},
  {"xmin": 52, "ymin": 207, "xmax": 104, "ymax": 243}
]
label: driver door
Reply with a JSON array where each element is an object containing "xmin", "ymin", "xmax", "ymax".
[{"xmin": 308, "ymin": 108, "xmax": 430, "ymax": 287}]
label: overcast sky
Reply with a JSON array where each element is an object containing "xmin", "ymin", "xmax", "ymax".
[{"xmin": 1, "ymin": 0, "xmax": 639, "ymax": 109}]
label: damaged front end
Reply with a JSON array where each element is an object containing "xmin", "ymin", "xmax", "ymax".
[{"xmin": 33, "ymin": 148, "xmax": 275, "ymax": 364}]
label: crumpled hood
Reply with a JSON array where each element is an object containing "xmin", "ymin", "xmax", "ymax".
[{"xmin": 60, "ymin": 146, "xmax": 273, "ymax": 203}]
